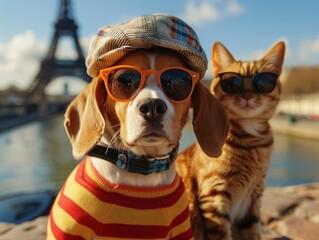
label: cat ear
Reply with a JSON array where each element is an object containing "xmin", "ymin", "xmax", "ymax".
[
  {"xmin": 212, "ymin": 42, "xmax": 236, "ymax": 76},
  {"xmin": 261, "ymin": 41, "xmax": 286, "ymax": 73}
]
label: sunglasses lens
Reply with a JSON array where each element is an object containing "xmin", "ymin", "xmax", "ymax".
[
  {"xmin": 108, "ymin": 68, "xmax": 141, "ymax": 100},
  {"xmin": 160, "ymin": 69, "xmax": 193, "ymax": 101},
  {"xmin": 253, "ymin": 73, "xmax": 276, "ymax": 93},
  {"xmin": 220, "ymin": 73, "xmax": 243, "ymax": 94}
]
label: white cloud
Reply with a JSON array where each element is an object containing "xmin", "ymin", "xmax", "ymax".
[
  {"xmin": 181, "ymin": 0, "xmax": 245, "ymax": 26},
  {"xmin": 226, "ymin": 0, "xmax": 245, "ymax": 15},
  {"xmin": 0, "ymin": 31, "xmax": 46, "ymax": 89},
  {"xmin": 181, "ymin": 1, "xmax": 221, "ymax": 25},
  {"xmin": 0, "ymin": 31, "xmax": 90, "ymax": 93},
  {"xmin": 298, "ymin": 35, "xmax": 319, "ymax": 63}
]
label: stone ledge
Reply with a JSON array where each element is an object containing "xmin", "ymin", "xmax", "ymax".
[
  {"xmin": 0, "ymin": 216, "xmax": 47, "ymax": 240},
  {"xmin": 261, "ymin": 183, "xmax": 319, "ymax": 240},
  {"xmin": 1, "ymin": 183, "xmax": 319, "ymax": 240}
]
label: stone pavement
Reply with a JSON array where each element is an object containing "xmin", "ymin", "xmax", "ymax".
[
  {"xmin": 0, "ymin": 216, "xmax": 47, "ymax": 240},
  {"xmin": 261, "ymin": 182, "xmax": 319, "ymax": 240},
  {"xmin": 1, "ymin": 183, "xmax": 319, "ymax": 240}
]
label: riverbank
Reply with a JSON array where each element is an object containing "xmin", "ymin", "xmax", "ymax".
[
  {"xmin": 1, "ymin": 183, "xmax": 319, "ymax": 239},
  {"xmin": 0, "ymin": 102, "xmax": 68, "ymax": 132},
  {"xmin": 0, "ymin": 114, "xmax": 40, "ymax": 131}
]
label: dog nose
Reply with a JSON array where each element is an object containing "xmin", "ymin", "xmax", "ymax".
[{"xmin": 138, "ymin": 98, "xmax": 167, "ymax": 121}]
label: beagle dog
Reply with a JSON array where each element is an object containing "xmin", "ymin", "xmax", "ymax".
[{"xmin": 47, "ymin": 40, "xmax": 228, "ymax": 240}]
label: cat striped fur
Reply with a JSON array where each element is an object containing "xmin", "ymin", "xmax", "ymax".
[{"xmin": 176, "ymin": 41, "xmax": 285, "ymax": 240}]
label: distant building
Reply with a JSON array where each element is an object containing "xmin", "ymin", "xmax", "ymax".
[
  {"xmin": 278, "ymin": 94, "xmax": 319, "ymax": 118},
  {"xmin": 278, "ymin": 66, "xmax": 319, "ymax": 118}
]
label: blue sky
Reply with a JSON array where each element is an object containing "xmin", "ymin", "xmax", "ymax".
[{"xmin": 1, "ymin": 0, "xmax": 319, "ymax": 93}]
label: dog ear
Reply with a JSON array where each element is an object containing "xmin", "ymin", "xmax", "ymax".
[
  {"xmin": 64, "ymin": 77, "xmax": 106, "ymax": 159},
  {"xmin": 192, "ymin": 83, "xmax": 229, "ymax": 157}
]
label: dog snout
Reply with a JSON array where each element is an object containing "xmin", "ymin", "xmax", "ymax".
[{"xmin": 138, "ymin": 98, "xmax": 167, "ymax": 122}]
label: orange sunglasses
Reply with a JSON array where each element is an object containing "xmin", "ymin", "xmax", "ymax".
[{"xmin": 100, "ymin": 65, "xmax": 199, "ymax": 103}]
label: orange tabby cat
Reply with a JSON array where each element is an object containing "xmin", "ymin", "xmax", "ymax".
[{"xmin": 176, "ymin": 41, "xmax": 285, "ymax": 240}]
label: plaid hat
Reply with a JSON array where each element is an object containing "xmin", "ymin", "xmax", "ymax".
[{"xmin": 86, "ymin": 14, "xmax": 208, "ymax": 79}]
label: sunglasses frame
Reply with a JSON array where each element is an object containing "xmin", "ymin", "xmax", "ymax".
[
  {"xmin": 100, "ymin": 65, "xmax": 200, "ymax": 103},
  {"xmin": 218, "ymin": 72, "xmax": 278, "ymax": 94}
]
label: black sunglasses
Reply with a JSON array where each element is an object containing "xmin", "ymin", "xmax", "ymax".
[
  {"xmin": 218, "ymin": 72, "xmax": 278, "ymax": 94},
  {"xmin": 100, "ymin": 65, "xmax": 199, "ymax": 102}
]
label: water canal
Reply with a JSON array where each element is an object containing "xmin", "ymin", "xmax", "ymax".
[{"xmin": 0, "ymin": 115, "xmax": 319, "ymax": 197}]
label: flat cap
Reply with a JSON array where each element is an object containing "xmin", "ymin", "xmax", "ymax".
[{"xmin": 86, "ymin": 14, "xmax": 207, "ymax": 79}]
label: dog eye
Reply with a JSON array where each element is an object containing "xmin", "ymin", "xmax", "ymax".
[
  {"xmin": 161, "ymin": 76, "xmax": 171, "ymax": 88},
  {"xmin": 111, "ymin": 70, "xmax": 140, "ymax": 87},
  {"xmin": 117, "ymin": 74, "xmax": 132, "ymax": 87},
  {"xmin": 108, "ymin": 69, "xmax": 141, "ymax": 100},
  {"xmin": 160, "ymin": 69, "xmax": 193, "ymax": 101}
]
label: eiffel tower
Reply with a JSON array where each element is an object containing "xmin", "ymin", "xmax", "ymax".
[{"xmin": 28, "ymin": 0, "xmax": 90, "ymax": 100}]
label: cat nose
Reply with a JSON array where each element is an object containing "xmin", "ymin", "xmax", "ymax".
[
  {"xmin": 138, "ymin": 98, "xmax": 167, "ymax": 121},
  {"xmin": 242, "ymin": 92, "xmax": 254, "ymax": 100}
]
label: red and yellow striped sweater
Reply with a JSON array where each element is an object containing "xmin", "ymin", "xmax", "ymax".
[{"xmin": 47, "ymin": 157, "xmax": 193, "ymax": 239}]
